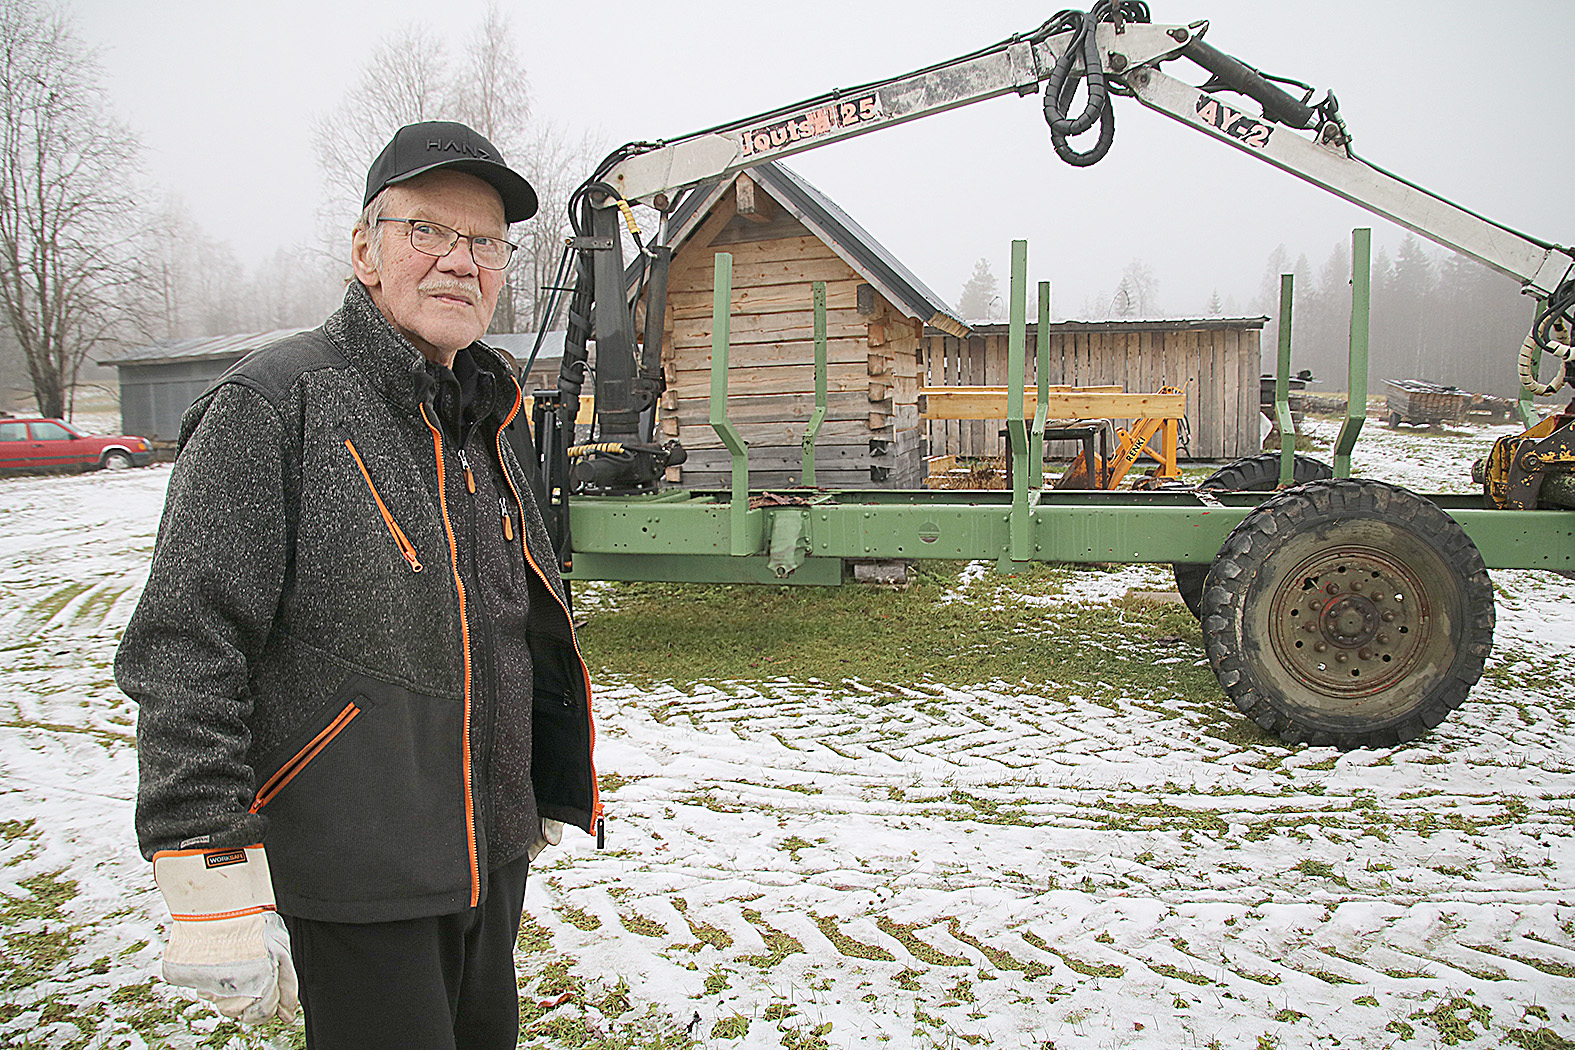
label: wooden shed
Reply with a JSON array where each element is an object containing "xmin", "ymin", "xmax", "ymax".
[
  {"xmin": 922, "ymin": 317, "xmax": 1268, "ymax": 463},
  {"xmin": 644, "ymin": 162, "xmax": 967, "ymax": 489}
]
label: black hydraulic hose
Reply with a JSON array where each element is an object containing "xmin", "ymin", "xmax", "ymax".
[
  {"xmin": 1535, "ymin": 277, "xmax": 1575, "ymax": 354},
  {"xmin": 1043, "ymin": 6, "xmax": 1108, "ymax": 138},
  {"xmin": 1182, "ymin": 39, "xmax": 1318, "ymax": 129},
  {"xmin": 1041, "ymin": 2, "xmax": 1149, "ymax": 167}
]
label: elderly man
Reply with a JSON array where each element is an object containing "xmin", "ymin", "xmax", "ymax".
[{"xmin": 116, "ymin": 121, "xmax": 599, "ymax": 1050}]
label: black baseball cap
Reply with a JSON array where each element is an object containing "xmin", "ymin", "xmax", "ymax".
[{"xmin": 364, "ymin": 121, "xmax": 538, "ymax": 223}]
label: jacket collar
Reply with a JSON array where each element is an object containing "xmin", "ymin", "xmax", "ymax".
[{"xmin": 324, "ymin": 280, "xmax": 519, "ymax": 421}]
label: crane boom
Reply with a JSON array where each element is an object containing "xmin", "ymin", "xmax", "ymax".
[{"xmin": 541, "ymin": 6, "xmax": 1575, "ymax": 512}]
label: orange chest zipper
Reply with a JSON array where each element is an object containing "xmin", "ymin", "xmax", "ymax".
[{"xmin": 345, "ymin": 439, "xmax": 423, "ymax": 572}]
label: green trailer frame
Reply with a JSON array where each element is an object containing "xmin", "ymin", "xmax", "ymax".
[
  {"xmin": 553, "ymin": 229, "xmax": 1573, "ymax": 747},
  {"xmin": 563, "ymin": 231, "xmax": 1574, "ymax": 587}
]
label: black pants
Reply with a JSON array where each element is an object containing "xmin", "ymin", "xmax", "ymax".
[{"xmin": 281, "ymin": 854, "xmax": 530, "ymax": 1050}]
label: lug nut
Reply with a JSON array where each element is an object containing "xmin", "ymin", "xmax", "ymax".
[
  {"xmin": 1335, "ymin": 652, "xmax": 1348, "ymax": 663},
  {"xmin": 1377, "ymin": 633, "xmax": 1389, "ymax": 645},
  {"xmin": 1358, "ymin": 648, "xmax": 1372, "ymax": 660},
  {"xmin": 1326, "ymin": 582, "xmax": 1340, "ymax": 594},
  {"xmin": 1314, "ymin": 643, "xmax": 1327, "ymax": 653},
  {"xmin": 1382, "ymin": 611, "xmax": 1396, "ymax": 622}
]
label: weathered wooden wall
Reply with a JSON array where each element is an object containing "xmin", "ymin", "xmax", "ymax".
[
  {"xmin": 653, "ymin": 191, "xmax": 925, "ymax": 489},
  {"xmin": 922, "ymin": 320, "xmax": 1264, "ymax": 462}
]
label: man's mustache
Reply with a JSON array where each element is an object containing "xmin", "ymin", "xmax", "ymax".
[{"xmin": 419, "ymin": 280, "xmax": 479, "ymax": 306}]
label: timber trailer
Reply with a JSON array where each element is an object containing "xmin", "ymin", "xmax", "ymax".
[{"xmin": 514, "ymin": 3, "xmax": 1575, "ymax": 749}]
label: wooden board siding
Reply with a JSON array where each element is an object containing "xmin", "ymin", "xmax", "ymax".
[
  {"xmin": 650, "ymin": 196, "xmax": 926, "ymax": 488},
  {"xmin": 921, "ymin": 322, "xmax": 1262, "ymax": 461}
]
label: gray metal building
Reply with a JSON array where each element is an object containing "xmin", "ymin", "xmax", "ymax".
[
  {"xmin": 100, "ymin": 328, "xmax": 567, "ymax": 443},
  {"xmin": 98, "ymin": 330, "xmax": 311, "ymax": 441}
]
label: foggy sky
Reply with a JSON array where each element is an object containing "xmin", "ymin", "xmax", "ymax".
[{"xmin": 70, "ymin": 0, "xmax": 1575, "ymax": 321}]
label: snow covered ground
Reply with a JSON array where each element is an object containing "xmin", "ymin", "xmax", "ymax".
[{"xmin": 1, "ymin": 416, "xmax": 1573, "ymax": 1049}]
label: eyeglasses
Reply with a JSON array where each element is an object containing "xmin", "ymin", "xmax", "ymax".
[{"xmin": 377, "ymin": 218, "xmax": 518, "ymax": 271}]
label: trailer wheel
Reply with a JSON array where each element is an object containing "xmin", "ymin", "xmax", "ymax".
[
  {"xmin": 1201, "ymin": 478, "xmax": 1494, "ymax": 748},
  {"xmin": 1172, "ymin": 453, "xmax": 1333, "ymax": 617},
  {"xmin": 1388, "ymin": 411, "xmax": 1402, "ymax": 428}
]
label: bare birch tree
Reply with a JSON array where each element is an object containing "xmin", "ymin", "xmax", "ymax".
[
  {"xmin": 313, "ymin": 4, "xmax": 599, "ymax": 337},
  {"xmin": 311, "ymin": 25, "xmax": 453, "ymax": 256},
  {"xmin": 0, "ymin": 0, "xmax": 144, "ymax": 419}
]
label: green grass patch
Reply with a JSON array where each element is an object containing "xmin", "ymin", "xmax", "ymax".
[
  {"xmin": 573, "ymin": 565, "xmax": 1211, "ymax": 692},
  {"xmin": 1467, "ymin": 943, "xmax": 1575, "ymax": 977},
  {"xmin": 875, "ymin": 916, "xmax": 969, "ymax": 966},
  {"xmin": 710, "ymin": 1014, "xmax": 748, "ymax": 1040},
  {"xmin": 1150, "ymin": 962, "xmax": 1211, "ymax": 985},
  {"xmin": 1020, "ymin": 930, "xmax": 1122, "ymax": 978},
  {"xmin": 739, "ymin": 908, "xmax": 803, "ymax": 968},
  {"xmin": 618, "ymin": 910, "xmax": 668, "ymax": 938},
  {"xmin": 1410, "ymin": 996, "xmax": 1491, "ymax": 1045},
  {"xmin": 556, "ymin": 903, "xmax": 602, "ymax": 931},
  {"xmin": 811, "ymin": 913, "xmax": 894, "ymax": 961},
  {"xmin": 944, "ymin": 919, "xmax": 1050, "ymax": 978}
]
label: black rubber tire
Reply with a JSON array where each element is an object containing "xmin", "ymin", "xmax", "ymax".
[
  {"xmin": 1172, "ymin": 453, "xmax": 1334, "ymax": 618},
  {"xmin": 1201, "ymin": 478, "xmax": 1494, "ymax": 748},
  {"xmin": 102, "ymin": 450, "xmax": 133, "ymax": 471}
]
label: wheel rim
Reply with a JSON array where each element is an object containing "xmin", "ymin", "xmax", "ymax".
[{"xmin": 1267, "ymin": 542, "xmax": 1440, "ymax": 699}]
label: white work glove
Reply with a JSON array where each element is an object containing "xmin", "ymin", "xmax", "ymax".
[
  {"xmin": 152, "ymin": 844, "xmax": 298, "ymax": 1024},
  {"xmin": 527, "ymin": 818, "xmax": 564, "ymax": 863}
]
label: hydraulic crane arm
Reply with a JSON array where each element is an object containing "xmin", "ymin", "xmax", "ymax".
[
  {"xmin": 540, "ymin": 3, "xmax": 1575, "ymax": 524},
  {"xmin": 601, "ymin": 16, "xmax": 1571, "ymax": 297},
  {"xmin": 1123, "ymin": 61, "xmax": 1573, "ymax": 297},
  {"xmin": 602, "ymin": 19, "xmax": 1191, "ymax": 205}
]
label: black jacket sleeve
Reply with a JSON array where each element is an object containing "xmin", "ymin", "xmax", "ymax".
[{"xmin": 116, "ymin": 381, "xmax": 290, "ymax": 858}]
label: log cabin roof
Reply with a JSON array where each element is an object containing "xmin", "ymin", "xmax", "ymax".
[{"xmin": 655, "ymin": 161, "xmax": 969, "ymax": 338}]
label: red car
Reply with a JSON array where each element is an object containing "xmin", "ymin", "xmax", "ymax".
[{"xmin": 0, "ymin": 417, "xmax": 155, "ymax": 473}]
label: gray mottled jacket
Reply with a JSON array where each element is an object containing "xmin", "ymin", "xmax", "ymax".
[{"xmin": 116, "ymin": 282, "xmax": 599, "ymax": 923}]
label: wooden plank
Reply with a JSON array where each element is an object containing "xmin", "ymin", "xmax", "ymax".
[
  {"xmin": 674, "ymin": 391, "xmax": 883, "ymax": 425},
  {"xmin": 735, "ymin": 172, "xmax": 776, "ymax": 223},
  {"xmin": 679, "ymin": 234, "xmax": 838, "ymax": 269},
  {"xmin": 670, "ymin": 307, "xmax": 868, "ymax": 345},
  {"xmin": 1198, "ymin": 329, "xmax": 1219, "ymax": 461},
  {"xmin": 919, "ymin": 390, "xmax": 1186, "ymax": 420},
  {"xmin": 919, "ymin": 384, "xmax": 1122, "ymax": 394},
  {"xmin": 670, "ymin": 362, "xmax": 872, "ymax": 398},
  {"xmin": 704, "ymin": 256, "xmax": 858, "ymax": 288},
  {"xmin": 668, "ymin": 279, "xmax": 862, "ymax": 320},
  {"xmin": 967, "ymin": 336, "xmax": 986, "ymax": 456},
  {"xmin": 1241, "ymin": 326, "xmax": 1261, "ymax": 457},
  {"xmin": 1182, "ymin": 330, "xmax": 1202, "ymax": 453},
  {"xmin": 668, "ymin": 336, "xmax": 875, "ymax": 370},
  {"xmin": 943, "ymin": 336, "xmax": 959, "ymax": 458},
  {"xmin": 1124, "ymin": 331, "xmax": 1140, "ymax": 409},
  {"xmin": 665, "ymin": 194, "xmax": 739, "ymax": 290},
  {"xmin": 1223, "ymin": 326, "xmax": 1242, "ymax": 459},
  {"xmin": 987, "ymin": 333, "xmax": 1007, "ymax": 454},
  {"xmin": 678, "ymin": 418, "xmax": 892, "ymax": 449}
]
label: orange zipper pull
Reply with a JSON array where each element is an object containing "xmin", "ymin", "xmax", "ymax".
[
  {"xmin": 458, "ymin": 448, "xmax": 475, "ymax": 493},
  {"xmin": 500, "ymin": 498, "xmax": 514, "ymax": 541}
]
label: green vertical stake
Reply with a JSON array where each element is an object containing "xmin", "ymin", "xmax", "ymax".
[
  {"xmin": 709, "ymin": 253, "xmax": 751, "ymax": 555},
  {"xmin": 1276, "ymin": 273, "xmax": 1296, "ymax": 486},
  {"xmin": 1007, "ymin": 240, "xmax": 1030, "ymax": 563},
  {"xmin": 1032, "ymin": 281, "xmax": 1051, "ymax": 487},
  {"xmin": 1333, "ymin": 228, "xmax": 1371, "ymax": 478},
  {"xmin": 802, "ymin": 281, "xmax": 828, "ymax": 484}
]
